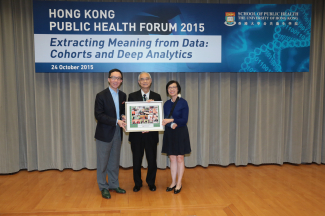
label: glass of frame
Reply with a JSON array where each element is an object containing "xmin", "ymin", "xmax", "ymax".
[{"xmin": 125, "ymin": 101, "xmax": 164, "ymax": 132}]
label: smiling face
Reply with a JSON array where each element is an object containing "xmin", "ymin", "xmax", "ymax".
[
  {"xmin": 108, "ymin": 71, "xmax": 123, "ymax": 91},
  {"xmin": 167, "ymin": 82, "xmax": 178, "ymax": 97},
  {"xmin": 138, "ymin": 73, "xmax": 152, "ymax": 90}
]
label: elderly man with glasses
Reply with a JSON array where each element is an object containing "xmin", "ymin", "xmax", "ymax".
[{"xmin": 128, "ymin": 72, "xmax": 162, "ymax": 192}]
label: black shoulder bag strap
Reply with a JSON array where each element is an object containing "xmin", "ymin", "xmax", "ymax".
[{"xmin": 167, "ymin": 97, "xmax": 180, "ymax": 118}]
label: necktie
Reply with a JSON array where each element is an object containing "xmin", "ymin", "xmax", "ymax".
[{"xmin": 143, "ymin": 94, "xmax": 147, "ymax": 101}]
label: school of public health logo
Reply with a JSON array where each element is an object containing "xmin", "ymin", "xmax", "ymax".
[{"xmin": 225, "ymin": 12, "xmax": 236, "ymax": 26}]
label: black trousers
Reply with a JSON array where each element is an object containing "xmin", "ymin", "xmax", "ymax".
[{"xmin": 131, "ymin": 134, "xmax": 157, "ymax": 187}]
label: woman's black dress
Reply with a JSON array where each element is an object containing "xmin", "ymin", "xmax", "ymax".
[{"xmin": 161, "ymin": 98, "xmax": 191, "ymax": 155}]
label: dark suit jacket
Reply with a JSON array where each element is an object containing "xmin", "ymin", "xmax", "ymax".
[
  {"xmin": 94, "ymin": 88, "xmax": 126, "ymax": 143},
  {"xmin": 128, "ymin": 90, "xmax": 162, "ymax": 144}
]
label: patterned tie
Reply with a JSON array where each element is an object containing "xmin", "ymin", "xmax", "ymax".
[{"xmin": 143, "ymin": 94, "xmax": 147, "ymax": 101}]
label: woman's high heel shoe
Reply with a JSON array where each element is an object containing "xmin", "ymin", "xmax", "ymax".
[
  {"xmin": 166, "ymin": 185, "xmax": 176, "ymax": 192},
  {"xmin": 174, "ymin": 186, "xmax": 182, "ymax": 194}
]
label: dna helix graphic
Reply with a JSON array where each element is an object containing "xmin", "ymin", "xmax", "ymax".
[{"xmin": 239, "ymin": 4, "xmax": 311, "ymax": 72}]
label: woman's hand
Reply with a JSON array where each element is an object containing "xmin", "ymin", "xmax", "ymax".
[
  {"xmin": 162, "ymin": 118, "xmax": 174, "ymax": 126},
  {"xmin": 171, "ymin": 123, "xmax": 178, "ymax": 129}
]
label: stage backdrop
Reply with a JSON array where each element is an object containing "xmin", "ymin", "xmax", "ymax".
[
  {"xmin": 33, "ymin": 1, "xmax": 312, "ymax": 72},
  {"xmin": 1, "ymin": 0, "xmax": 325, "ymax": 175}
]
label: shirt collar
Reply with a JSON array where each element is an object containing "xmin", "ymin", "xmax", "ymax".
[
  {"xmin": 109, "ymin": 86, "xmax": 119, "ymax": 94},
  {"xmin": 141, "ymin": 89, "xmax": 150, "ymax": 98}
]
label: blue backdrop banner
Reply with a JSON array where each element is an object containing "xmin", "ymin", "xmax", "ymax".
[{"xmin": 33, "ymin": 1, "xmax": 312, "ymax": 72}]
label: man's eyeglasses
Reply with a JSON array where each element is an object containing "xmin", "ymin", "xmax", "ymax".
[
  {"xmin": 140, "ymin": 77, "xmax": 151, "ymax": 82},
  {"xmin": 109, "ymin": 76, "xmax": 122, "ymax": 81}
]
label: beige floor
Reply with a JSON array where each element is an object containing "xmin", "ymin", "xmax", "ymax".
[{"xmin": 0, "ymin": 164, "xmax": 325, "ymax": 216}]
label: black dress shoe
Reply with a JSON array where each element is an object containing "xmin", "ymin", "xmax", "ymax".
[
  {"xmin": 166, "ymin": 185, "xmax": 176, "ymax": 192},
  {"xmin": 174, "ymin": 186, "xmax": 182, "ymax": 194},
  {"xmin": 110, "ymin": 187, "xmax": 126, "ymax": 194},
  {"xmin": 101, "ymin": 189, "xmax": 111, "ymax": 199},
  {"xmin": 133, "ymin": 185, "xmax": 142, "ymax": 192},
  {"xmin": 149, "ymin": 185, "xmax": 156, "ymax": 191}
]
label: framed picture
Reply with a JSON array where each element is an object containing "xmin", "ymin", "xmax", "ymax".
[{"xmin": 125, "ymin": 101, "xmax": 164, "ymax": 132}]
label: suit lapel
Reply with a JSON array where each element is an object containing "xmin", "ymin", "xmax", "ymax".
[
  {"xmin": 137, "ymin": 90, "xmax": 143, "ymax": 101},
  {"xmin": 149, "ymin": 91, "xmax": 153, "ymax": 100},
  {"xmin": 106, "ymin": 88, "xmax": 116, "ymax": 118},
  {"xmin": 118, "ymin": 90, "xmax": 124, "ymax": 106}
]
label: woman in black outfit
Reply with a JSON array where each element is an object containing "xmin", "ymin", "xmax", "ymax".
[{"xmin": 162, "ymin": 80, "xmax": 191, "ymax": 194}]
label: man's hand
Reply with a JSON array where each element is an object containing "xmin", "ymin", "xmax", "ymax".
[
  {"xmin": 121, "ymin": 114, "xmax": 126, "ymax": 122},
  {"xmin": 117, "ymin": 120, "xmax": 126, "ymax": 131},
  {"xmin": 147, "ymin": 99, "xmax": 154, "ymax": 102},
  {"xmin": 142, "ymin": 131, "xmax": 149, "ymax": 133},
  {"xmin": 162, "ymin": 119, "xmax": 174, "ymax": 126},
  {"xmin": 171, "ymin": 123, "xmax": 178, "ymax": 129}
]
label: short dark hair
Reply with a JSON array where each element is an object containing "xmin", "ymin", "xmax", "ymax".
[
  {"xmin": 108, "ymin": 68, "xmax": 123, "ymax": 80},
  {"xmin": 166, "ymin": 80, "xmax": 181, "ymax": 95}
]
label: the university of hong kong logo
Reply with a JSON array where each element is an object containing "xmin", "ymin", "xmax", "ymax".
[{"xmin": 225, "ymin": 12, "xmax": 236, "ymax": 26}]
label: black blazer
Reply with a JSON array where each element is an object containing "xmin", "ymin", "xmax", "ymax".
[
  {"xmin": 94, "ymin": 88, "xmax": 126, "ymax": 143},
  {"xmin": 128, "ymin": 90, "xmax": 162, "ymax": 144}
]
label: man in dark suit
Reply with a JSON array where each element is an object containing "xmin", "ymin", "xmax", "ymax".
[
  {"xmin": 128, "ymin": 72, "xmax": 162, "ymax": 192},
  {"xmin": 94, "ymin": 68, "xmax": 127, "ymax": 199}
]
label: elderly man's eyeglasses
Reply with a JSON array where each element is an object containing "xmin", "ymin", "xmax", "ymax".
[
  {"xmin": 140, "ymin": 77, "xmax": 151, "ymax": 82},
  {"xmin": 109, "ymin": 76, "xmax": 122, "ymax": 81}
]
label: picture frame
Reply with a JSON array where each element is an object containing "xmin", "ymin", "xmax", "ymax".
[{"xmin": 125, "ymin": 101, "xmax": 164, "ymax": 132}]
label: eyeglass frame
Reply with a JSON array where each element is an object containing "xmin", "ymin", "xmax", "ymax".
[
  {"xmin": 109, "ymin": 76, "xmax": 123, "ymax": 81},
  {"xmin": 139, "ymin": 77, "xmax": 151, "ymax": 82}
]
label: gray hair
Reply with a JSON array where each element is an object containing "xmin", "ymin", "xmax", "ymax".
[{"xmin": 138, "ymin": 71, "xmax": 152, "ymax": 81}]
